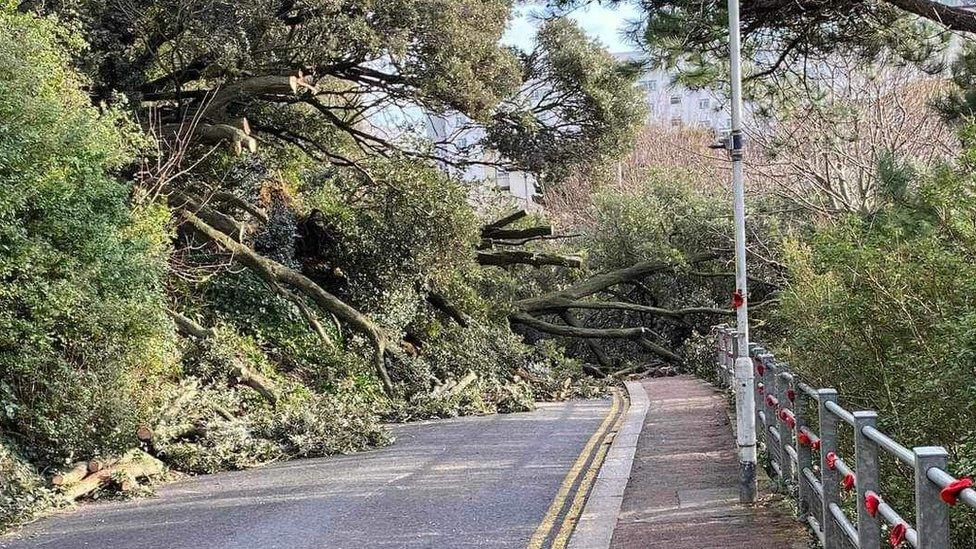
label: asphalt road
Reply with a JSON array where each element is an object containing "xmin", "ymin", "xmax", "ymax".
[{"xmin": 2, "ymin": 398, "xmax": 614, "ymax": 549}]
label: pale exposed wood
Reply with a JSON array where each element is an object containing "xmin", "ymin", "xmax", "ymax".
[
  {"xmin": 62, "ymin": 450, "xmax": 165, "ymax": 501},
  {"xmin": 50, "ymin": 462, "xmax": 88, "ymax": 487}
]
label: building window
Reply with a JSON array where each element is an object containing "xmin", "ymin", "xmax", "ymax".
[
  {"xmin": 670, "ymin": 117, "xmax": 682, "ymax": 127},
  {"xmin": 642, "ymin": 79, "xmax": 657, "ymax": 91},
  {"xmin": 699, "ymin": 98, "xmax": 710, "ymax": 109},
  {"xmin": 670, "ymin": 95, "xmax": 681, "ymax": 105}
]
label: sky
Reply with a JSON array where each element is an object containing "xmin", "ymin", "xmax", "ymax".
[{"xmin": 502, "ymin": 2, "xmax": 640, "ymax": 54}]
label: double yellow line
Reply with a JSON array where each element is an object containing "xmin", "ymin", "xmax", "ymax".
[{"xmin": 527, "ymin": 390, "xmax": 628, "ymax": 549}]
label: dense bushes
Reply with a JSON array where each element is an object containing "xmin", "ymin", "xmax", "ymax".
[
  {"xmin": 0, "ymin": 7, "xmax": 177, "ymax": 466},
  {"xmin": 773, "ymin": 140, "xmax": 976, "ymax": 543}
]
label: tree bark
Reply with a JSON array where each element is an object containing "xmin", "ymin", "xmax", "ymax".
[
  {"xmin": 884, "ymin": 0, "xmax": 976, "ymax": 34},
  {"xmin": 50, "ymin": 462, "xmax": 89, "ymax": 487},
  {"xmin": 481, "ymin": 226, "xmax": 552, "ymax": 240},
  {"xmin": 510, "ymin": 313, "xmax": 649, "ymax": 339},
  {"xmin": 425, "ymin": 290, "xmax": 470, "ymax": 327},
  {"xmin": 511, "ymin": 312, "xmax": 681, "ymax": 364},
  {"xmin": 482, "ymin": 209, "xmax": 528, "ymax": 233},
  {"xmin": 477, "ymin": 250, "xmax": 583, "ymax": 268},
  {"xmin": 523, "ymin": 297, "xmax": 732, "ymax": 318},
  {"xmin": 62, "ymin": 450, "xmax": 165, "ymax": 501},
  {"xmin": 166, "ymin": 309, "xmax": 279, "ymax": 404},
  {"xmin": 515, "ymin": 252, "xmax": 718, "ymax": 312}
]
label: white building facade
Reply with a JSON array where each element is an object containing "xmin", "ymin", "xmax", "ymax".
[{"xmin": 615, "ymin": 51, "xmax": 732, "ymax": 132}]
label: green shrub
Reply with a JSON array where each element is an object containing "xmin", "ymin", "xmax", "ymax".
[
  {"xmin": 0, "ymin": 439, "xmax": 57, "ymax": 532},
  {"xmin": 0, "ymin": 7, "xmax": 176, "ymax": 468},
  {"xmin": 775, "ymin": 148, "xmax": 976, "ymax": 545}
]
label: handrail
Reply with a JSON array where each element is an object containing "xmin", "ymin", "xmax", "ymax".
[
  {"xmin": 862, "ymin": 425, "xmax": 915, "ymax": 466},
  {"xmin": 928, "ymin": 467, "xmax": 976, "ymax": 509},
  {"xmin": 824, "ymin": 400, "xmax": 855, "ymax": 427},
  {"xmin": 711, "ymin": 325, "xmax": 975, "ymax": 549}
]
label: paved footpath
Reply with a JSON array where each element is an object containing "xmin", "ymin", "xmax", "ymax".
[
  {"xmin": 610, "ymin": 376, "xmax": 808, "ymax": 549},
  {"xmin": 1, "ymin": 397, "xmax": 621, "ymax": 549}
]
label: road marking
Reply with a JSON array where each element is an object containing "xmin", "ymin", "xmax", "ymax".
[
  {"xmin": 527, "ymin": 391, "xmax": 623, "ymax": 549},
  {"xmin": 550, "ymin": 393, "xmax": 629, "ymax": 548}
]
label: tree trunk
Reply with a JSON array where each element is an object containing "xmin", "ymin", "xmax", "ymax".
[
  {"xmin": 558, "ymin": 311, "xmax": 611, "ymax": 372},
  {"xmin": 62, "ymin": 450, "xmax": 165, "ymax": 501},
  {"xmin": 477, "ymin": 250, "xmax": 583, "ymax": 268},
  {"xmin": 181, "ymin": 212, "xmax": 395, "ymax": 396}
]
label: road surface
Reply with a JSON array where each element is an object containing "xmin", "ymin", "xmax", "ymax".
[{"xmin": 2, "ymin": 396, "xmax": 619, "ymax": 549}]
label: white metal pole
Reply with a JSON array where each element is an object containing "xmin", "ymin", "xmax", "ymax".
[{"xmin": 727, "ymin": 0, "xmax": 757, "ymax": 503}]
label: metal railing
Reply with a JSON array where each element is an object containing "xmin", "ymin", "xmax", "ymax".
[{"xmin": 712, "ymin": 324, "xmax": 976, "ymax": 548}]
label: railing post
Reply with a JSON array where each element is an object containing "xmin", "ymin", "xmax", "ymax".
[
  {"xmin": 817, "ymin": 388, "xmax": 842, "ymax": 549},
  {"xmin": 854, "ymin": 411, "xmax": 881, "ymax": 549},
  {"xmin": 715, "ymin": 325, "xmax": 729, "ymax": 383},
  {"xmin": 773, "ymin": 361, "xmax": 793, "ymax": 485},
  {"xmin": 751, "ymin": 347, "xmax": 765, "ymax": 452},
  {"xmin": 914, "ymin": 446, "xmax": 950, "ymax": 549},
  {"xmin": 748, "ymin": 344, "xmax": 759, "ymax": 394},
  {"xmin": 756, "ymin": 353, "xmax": 776, "ymax": 448},
  {"xmin": 793, "ymin": 379, "xmax": 811, "ymax": 517}
]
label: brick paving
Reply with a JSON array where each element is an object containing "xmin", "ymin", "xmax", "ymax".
[{"xmin": 610, "ymin": 376, "xmax": 809, "ymax": 549}]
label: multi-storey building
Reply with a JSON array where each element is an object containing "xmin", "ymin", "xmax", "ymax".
[{"xmin": 615, "ymin": 51, "xmax": 732, "ymax": 132}]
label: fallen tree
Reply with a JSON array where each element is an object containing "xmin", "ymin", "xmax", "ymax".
[
  {"xmin": 179, "ymin": 210, "xmax": 397, "ymax": 396},
  {"xmin": 58, "ymin": 449, "xmax": 165, "ymax": 501},
  {"xmin": 167, "ymin": 310, "xmax": 280, "ymax": 404},
  {"xmin": 503, "ymin": 250, "xmax": 777, "ymax": 370}
]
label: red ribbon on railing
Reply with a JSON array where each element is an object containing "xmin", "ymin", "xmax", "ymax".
[
  {"xmin": 786, "ymin": 389, "xmax": 796, "ymax": 402},
  {"xmin": 757, "ymin": 383, "xmax": 764, "ymax": 395},
  {"xmin": 842, "ymin": 472, "xmax": 856, "ymax": 492},
  {"xmin": 826, "ymin": 452, "xmax": 838, "ymax": 470},
  {"xmin": 940, "ymin": 477, "xmax": 973, "ymax": 505},
  {"xmin": 889, "ymin": 522, "xmax": 907, "ymax": 547},
  {"xmin": 797, "ymin": 431, "xmax": 812, "ymax": 447},
  {"xmin": 778, "ymin": 409, "xmax": 795, "ymax": 428},
  {"xmin": 865, "ymin": 492, "xmax": 880, "ymax": 518},
  {"xmin": 732, "ymin": 290, "xmax": 744, "ymax": 309}
]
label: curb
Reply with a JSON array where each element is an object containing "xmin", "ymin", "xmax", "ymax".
[{"xmin": 567, "ymin": 380, "xmax": 650, "ymax": 549}]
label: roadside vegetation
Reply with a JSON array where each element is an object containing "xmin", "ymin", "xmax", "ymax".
[{"xmin": 4, "ymin": 0, "xmax": 976, "ymax": 545}]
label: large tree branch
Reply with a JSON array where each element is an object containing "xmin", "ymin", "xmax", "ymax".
[
  {"xmin": 558, "ymin": 310, "xmax": 610, "ymax": 374},
  {"xmin": 481, "ymin": 226, "xmax": 552, "ymax": 240},
  {"xmin": 533, "ymin": 298, "xmax": 780, "ymax": 317},
  {"xmin": 477, "ymin": 250, "xmax": 583, "ymax": 268},
  {"xmin": 180, "ymin": 212, "xmax": 395, "ymax": 396},
  {"xmin": 482, "ymin": 209, "xmax": 528, "ymax": 232},
  {"xmin": 510, "ymin": 313, "xmax": 680, "ymax": 363},
  {"xmin": 884, "ymin": 0, "xmax": 976, "ymax": 33},
  {"xmin": 510, "ymin": 312, "xmax": 650, "ymax": 339},
  {"xmin": 166, "ymin": 309, "xmax": 279, "ymax": 404},
  {"xmin": 522, "ymin": 297, "xmax": 732, "ymax": 317},
  {"xmin": 516, "ymin": 252, "xmax": 720, "ymax": 311},
  {"xmin": 424, "ymin": 289, "xmax": 471, "ymax": 328}
]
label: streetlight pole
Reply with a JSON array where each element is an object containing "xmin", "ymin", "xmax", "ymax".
[{"xmin": 727, "ymin": 0, "xmax": 757, "ymax": 503}]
